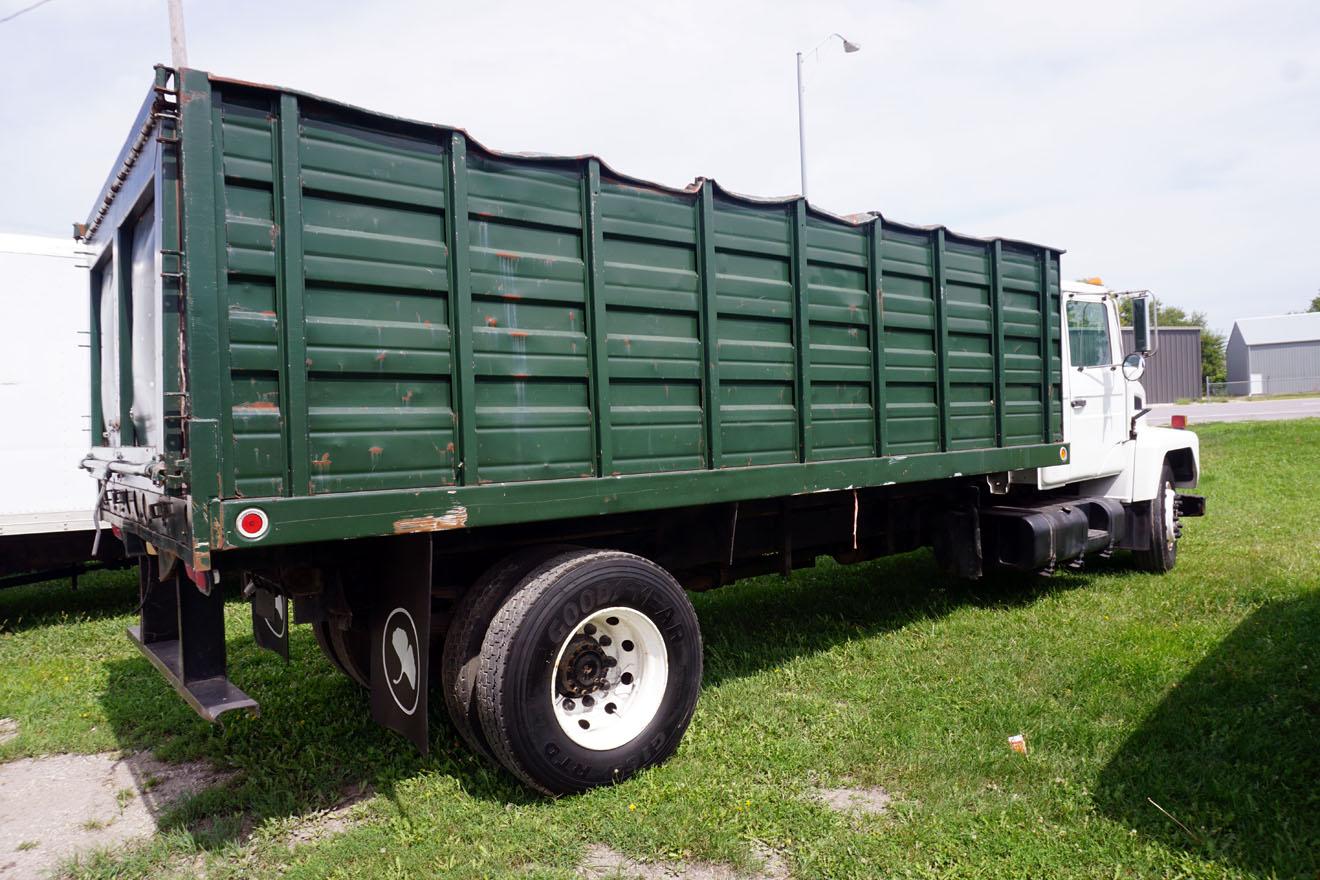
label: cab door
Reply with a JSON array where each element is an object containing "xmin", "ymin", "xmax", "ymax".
[{"xmin": 1042, "ymin": 296, "xmax": 1126, "ymax": 485}]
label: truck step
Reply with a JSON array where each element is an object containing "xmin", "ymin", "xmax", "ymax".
[{"xmin": 128, "ymin": 624, "xmax": 259, "ymax": 722}]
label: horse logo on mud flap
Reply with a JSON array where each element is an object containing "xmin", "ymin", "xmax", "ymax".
[{"xmin": 382, "ymin": 607, "xmax": 420, "ymax": 716}]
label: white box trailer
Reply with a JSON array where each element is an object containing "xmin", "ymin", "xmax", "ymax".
[{"xmin": 0, "ymin": 232, "xmax": 123, "ymax": 585}]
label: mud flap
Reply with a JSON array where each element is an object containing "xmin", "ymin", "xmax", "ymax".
[
  {"xmin": 249, "ymin": 578, "xmax": 290, "ymax": 660},
  {"xmin": 368, "ymin": 534, "xmax": 433, "ymax": 753},
  {"xmin": 933, "ymin": 506, "xmax": 983, "ymax": 579}
]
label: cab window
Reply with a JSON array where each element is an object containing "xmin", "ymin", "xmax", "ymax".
[{"xmin": 1066, "ymin": 300, "xmax": 1112, "ymax": 368}]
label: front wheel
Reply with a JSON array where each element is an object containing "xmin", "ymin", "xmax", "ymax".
[
  {"xmin": 475, "ymin": 550, "xmax": 703, "ymax": 795},
  {"xmin": 1134, "ymin": 463, "xmax": 1179, "ymax": 573}
]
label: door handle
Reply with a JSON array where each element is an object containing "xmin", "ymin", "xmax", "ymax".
[{"xmin": 1071, "ymin": 399, "xmax": 1087, "ymax": 409}]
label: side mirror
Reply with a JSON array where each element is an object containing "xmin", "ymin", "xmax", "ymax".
[
  {"xmin": 1132, "ymin": 294, "xmax": 1158, "ymax": 354},
  {"xmin": 1122, "ymin": 352, "xmax": 1146, "ymax": 382}
]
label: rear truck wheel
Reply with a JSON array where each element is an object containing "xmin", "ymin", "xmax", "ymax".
[
  {"xmin": 441, "ymin": 545, "xmax": 575, "ymax": 760},
  {"xmin": 475, "ymin": 550, "xmax": 703, "ymax": 795},
  {"xmin": 313, "ymin": 618, "xmax": 371, "ymax": 688},
  {"xmin": 1134, "ymin": 463, "xmax": 1179, "ymax": 573},
  {"xmin": 312, "ymin": 621, "xmax": 351, "ymax": 679}
]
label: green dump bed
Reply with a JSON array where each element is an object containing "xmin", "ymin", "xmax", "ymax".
[{"xmin": 81, "ymin": 68, "xmax": 1065, "ymax": 562}]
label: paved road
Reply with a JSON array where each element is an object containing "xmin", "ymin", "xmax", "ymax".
[{"xmin": 1147, "ymin": 396, "xmax": 1320, "ymax": 426}]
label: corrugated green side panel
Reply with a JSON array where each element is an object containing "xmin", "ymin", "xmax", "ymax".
[
  {"xmin": 805, "ymin": 216, "xmax": 872, "ymax": 461},
  {"xmin": 466, "ymin": 153, "xmax": 592, "ymax": 483},
  {"xmin": 599, "ymin": 181, "xmax": 705, "ymax": 475},
  {"xmin": 217, "ymin": 95, "xmax": 285, "ymax": 497},
  {"xmin": 942, "ymin": 237, "xmax": 996, "ymax": 451},
  {"xmin": 1046, "ymin": 252, "xmax": 1064, "ymax": 441},
  {"xmin": 712, "ymin": 197, "xmax": 797, "ymax": 467},
  {"xmin": 216, "ymin": 91, "xmax": 457, "ymax": 497},
  {"xmin": 195, "ymin": 76, "xmax": 1064, "ymax": 509},
  {"xmin": 999, "ymin": 243, "xmax": 1050, "ymax": 446},
  {"xmin": 298, "ymin": 110, "xmax": 456, "ymax": 494},
  {"xmin": 879, "ymin": 227, "xmax": 940, "ymax": 454}
]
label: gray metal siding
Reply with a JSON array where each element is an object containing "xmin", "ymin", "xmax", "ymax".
[
  {"xmin": 1121, "ymin": 326, "xmax": 1201, "ymax": 403},
  {"xmin": 1226, "ymin": 326, "xmax": 1250, "ymax": 387},
  {"xmin": 1246, "ymin": 342, "xmax": 1320, "ymax": 394}
]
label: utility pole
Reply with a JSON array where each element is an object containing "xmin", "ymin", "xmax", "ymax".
[{"xmin": 167, "ymin": 0, "xmax": 188, "ymax": 69}]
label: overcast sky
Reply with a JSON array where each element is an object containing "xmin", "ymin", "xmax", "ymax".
[{"xmin": 1, "ymin": 0, "xmax": 1316, "ymax": 331}]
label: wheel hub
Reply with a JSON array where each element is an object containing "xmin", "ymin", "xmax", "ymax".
[{"xmin": 559, "ymin": 639, "xmax": 610, "ymax": 696}]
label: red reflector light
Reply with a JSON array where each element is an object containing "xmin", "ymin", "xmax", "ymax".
[
  {"xmin": 236, "ymin": 508, "xmax": 269, "ymax": 540},
  {"xmin": 1170, "ymin": 414, "xmax": 1187, "ymax": 429}
]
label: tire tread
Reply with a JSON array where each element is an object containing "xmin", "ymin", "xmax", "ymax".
[{"xmin": 441, "ymin": 545, "xmax": 575, "ymax": 760}]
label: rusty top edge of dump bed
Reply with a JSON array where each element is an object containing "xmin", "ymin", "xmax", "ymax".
[{"xmin": 81, "ymin": 67, "xmax": 1064, "ymax": 255}]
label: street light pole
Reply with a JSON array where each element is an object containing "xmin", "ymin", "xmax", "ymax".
[{"xmin": 795, "ymin": 33, "xmax": 861, "ymax": 200}]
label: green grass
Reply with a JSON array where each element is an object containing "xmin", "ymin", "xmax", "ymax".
[{"xmin": 2, "ymin": 420, "xmax": 1316, "ymax": 879}]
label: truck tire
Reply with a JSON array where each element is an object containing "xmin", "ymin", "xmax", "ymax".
[
  {"xmin": 441, "ymin": 545, "xmax": 575, "ymax": 760},
  {"xmin": 475, "ymin": 550, "xmax": 703, "ymax": 795},
  {"xmin": 1134, "ymin": 463, "xmax": 1179, "ymax": 573},
  {"xmin": 312, "ymin": 618, "xmax": 371, "ymax": 688},
  {"xmin": 312, "ymin": 621, "xmax": 352, "ymax": 680}
]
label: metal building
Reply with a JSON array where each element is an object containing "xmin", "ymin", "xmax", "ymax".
[
  {"xmin": 1121, "ymin": 326, "xmax": 1203, "ymax": 403},
  {"xmin": 1226, "ymin": 312, "xmax": 1320, "ymax": 396}
]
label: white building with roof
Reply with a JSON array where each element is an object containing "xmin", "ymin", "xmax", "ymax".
[{"xmin": 1226, "ymin": 311, "xmax": 1320, "ymax": 395}]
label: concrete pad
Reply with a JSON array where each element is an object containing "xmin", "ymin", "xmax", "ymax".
[{"xmin": 0, "ymin": 751, "xmax": 229, "ymax": 879}]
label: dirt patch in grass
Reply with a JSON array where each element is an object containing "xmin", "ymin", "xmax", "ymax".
[
  {"xmin": 578, "ymin": 842, "xmax": 789, "ymax": 880},
  {"xmin": 816, "ymin": 785, "xmax": 891, "ymax": 816},
  {"xmin": 282, "ymin": 783, "xmax": 374, "ymax": 851},
  {"xmin": 0, "ymin": 751, "xmax": 229, "ymax": 879}
]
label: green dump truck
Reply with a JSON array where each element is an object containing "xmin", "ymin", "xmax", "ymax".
[{"xmin": 79, "ymin": 67, "xmax": 1203, "ymax": 795}]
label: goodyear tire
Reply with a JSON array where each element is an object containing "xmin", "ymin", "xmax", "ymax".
[
  {"xmin": 1134, "ymin": 463, "xmax": 1178, "ymax": 573},
  {"xmin": 475, "ymin": 550, "xmax": 702, "ymax": 795},
  {"xmin": 441, "ymin": 545, "xmax": 575, "ymax": 760}
]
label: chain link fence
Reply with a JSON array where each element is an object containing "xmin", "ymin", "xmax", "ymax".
[{"xmin": 1205, "ymin": 376, "xmax": 1320, "ymax": 398}]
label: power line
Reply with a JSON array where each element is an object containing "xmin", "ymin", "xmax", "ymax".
[{"xmin": 0, "ymin": 0, "xmax": 57, "ymax": 25}]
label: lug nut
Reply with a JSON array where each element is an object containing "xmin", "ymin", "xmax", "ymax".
[
  {"xmin": 584, "ymin": 623, "xmax": 597, "ymax": 636},
  {"xmin": 599, "ymin": 635, "xmax": 612, "ymax": 647},
  {"xmin": 562, "ymin": 698, "xmax": 575, "ymax": 711},
  {"xmin": 582, "ymin": 695, "xmax": 595, "ymax": 708}
]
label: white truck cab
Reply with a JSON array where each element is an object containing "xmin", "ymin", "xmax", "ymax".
[{"xmin": 1020, "ymin": 279, "xmax": 1203, "ymax": 572}]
